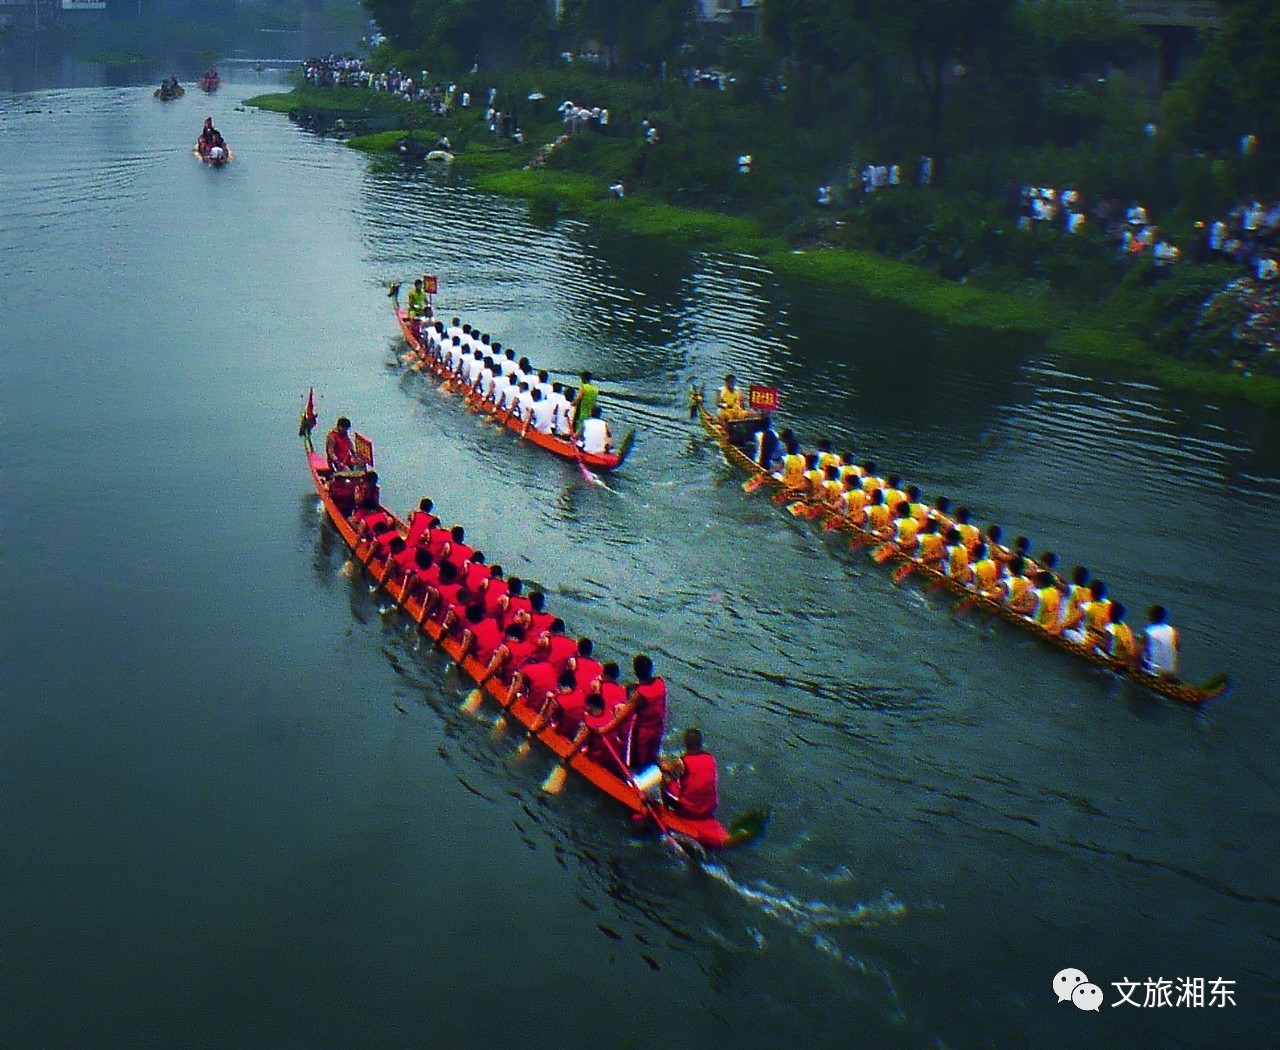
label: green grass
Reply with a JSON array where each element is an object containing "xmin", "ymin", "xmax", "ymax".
[{"xmin": 249, "ymin": 83, "xmax": 1280, "ymax": 412}]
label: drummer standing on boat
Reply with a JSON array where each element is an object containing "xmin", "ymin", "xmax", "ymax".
[{"xmin": 571, "ymin": 371, "xmax": 599, "ymax": 433}]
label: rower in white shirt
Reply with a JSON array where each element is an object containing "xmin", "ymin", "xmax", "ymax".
[
  {"xmin": 514, "ymin": 381, "xmax": 537, "ymax": 422},
  {"xmin": 524, "ymin": 389, "xmax": 556, "ymax": 434},
  {"xmin": 535, "ymin": 369, "xmax": 555, "ymax": 402},
  {"xmin": 489, "ymin": 370, "xmax": 511, "ymax": 407},
  {"xmin": 578, "ymin": 406, "xmax": 611, "ymax": 454},
  {"xmin": 549, "ymin": 382, "xmax": 573, "ymax": 435},
  {"xmin": 445, "ymin": 317, "xmax": 463, "ymax": 343},
  {"xmin": 443, "ymin": 338, "xmax": 464, "ymax": 374},
  {"xmin": 499, "ymin": 348, "xmax": 519, "ymax": 378},
  {"xmin": 478, "ymin": 358, "xmax": 497, "ymax": 398}
]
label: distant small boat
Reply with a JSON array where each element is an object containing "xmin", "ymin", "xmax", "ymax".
[
  {"xmin": 193, "ymin": 141, "xmax": 232, "ymax": 166},
  {"xmin": 197, "ymin": 71, "xmax": 221, "ymax": 93},
  {"xmin": 154, "ymin": 81, "xmax": 184, "ymax": 101}
]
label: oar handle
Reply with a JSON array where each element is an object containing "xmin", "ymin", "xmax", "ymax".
[{"xmin": 596, "ymin": 732, "xmax": 677, "ymax": 843}]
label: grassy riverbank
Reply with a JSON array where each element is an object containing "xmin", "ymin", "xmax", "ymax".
[{"xmin": 246, "ymin": 82, "xmax": 1280, "ymax": 411}]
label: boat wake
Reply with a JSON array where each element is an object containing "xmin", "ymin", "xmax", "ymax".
[{"xmin": 697, "ymin": 862, "xmax": 909, "ymax": 1014}]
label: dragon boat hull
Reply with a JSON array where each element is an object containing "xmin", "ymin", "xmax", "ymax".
[
  {"xmin": 395, "ymin": 305, "xmax": 635, "ymax": 472},
  {"xmin": 302, "ymin": 408, "xmax": 760, "ymax": 848},
  {"xmin": 697, "ymin": 404, "xmax": 1229, "ymax": 706}
]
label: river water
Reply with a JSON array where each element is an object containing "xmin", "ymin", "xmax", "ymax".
[{"xmin": 1, "ymin": 71, "xmax": 1277, "ymax": 1049}]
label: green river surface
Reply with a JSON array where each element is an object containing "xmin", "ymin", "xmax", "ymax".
[{"xmin": 1, "ymin": 66, "xmax": 1278, "ymax": 1049}]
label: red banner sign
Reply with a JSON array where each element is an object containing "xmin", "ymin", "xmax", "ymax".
[
  {"xmin": 748, "ymin": 385, "xmax": 781, "ymax": 412},
  {"xmin": 422, "ymin": 275, "xmax": 439, "ymax": 295}
]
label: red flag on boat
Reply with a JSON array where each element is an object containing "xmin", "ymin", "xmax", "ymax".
[
  {"xmin": 422, "ymin": 275, "xmax": 439, "ymax": 295},
  {"xmin": 299, "ymin": 387, "xmax": 318, "ymax": 436},
  {"xmin": 748, "ymin": 385, "xmax": 781, "ymax": 412}
]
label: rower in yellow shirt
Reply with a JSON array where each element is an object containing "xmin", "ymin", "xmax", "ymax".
[
  {"xmin": 943, "ymin": 527, "xmax": 970, "ymax": 581},
  {"xmin": 893, "ymin": 502, "xmax": 921, "ymax": 553},
  {"xmin": 952, "ymin": 507, "xmax": 980, "ymax": 552},
  {"xmin": 1058, "ymin": 566, "xmax": 1092, "ymax": 640},
  {"xmin": 915, "ymin": 518, "xmax": 945, "ymax": 566},
  {"xmin": 969, "ymin": 543, "xmax": 1001, "ymax": 597},
  {"xmin": 775, "ymin": 439, "xmax": 806, "ymax": 488},
  {"xmin": 1001, "ymin": 556, "xmax": 1036, "ymax": 616},
  {"xmin": 838, "ymin": 476, "xmax": 869, "ymax": 526},
  {"xmin": 1078, "ymin": 580, "xmax": 1112, "ymax": 647},
  {"xmin": 864, "ymin": 489, "xmax": 893, "ymax": 539},
  {"xmin": 1103, "ymin": 601, "xmax": 1138, "ymax": 668},
  {"xmin": 1032, "ymin": 570, "xmax": 1063, "ymax": 633},
  {"xmin": 819, "ymin": 465, "xmax": 845, "ymax": 509}
]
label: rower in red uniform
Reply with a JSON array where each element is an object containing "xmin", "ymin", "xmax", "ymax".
[
  {"xmin": 325, "ymin": 416, "xmax": 357, "ymax": 472},
  {"xmin": 462, "ymin": 552, "xmax": 490, "ymax": 593},
  {"xmin": 498, "ymin": 577, "xmax": 532, "ymax": 629},
  {"xmin": 406, "ymin": 498, "xmax": 435, "ymax": 547},
  {"xmin": 523, "ymin": 590, "xmax": 555, "ymax": 639},
  {"xmin": 509, "ymin": 635, "xmax": 560, "ymax": 710},
  {"xmin": 550, "ymin": 670, "xmax": 586, "ymax": 736},
  {"xmin": 544, "ymin": 619, "xmax": 578, "ymax": 670},
  {"xmin": 456, "ymin": 603, "xmax": 505, "ymax": 665},
  {"xmin": 569, "ymin": 637, "xmax": 603, "ymax": 693},
  {"xmin": 442, "ymin": 525, "xmax": 474, "ymax": 569},
  {"xmin": 482, "ymin": 623, "xmax": 538, "ymax": 686},
  {"xmin": 570, "ymin": 689, "xmax": 628, "ymax": 770},
  {"xmin": 621, "ymin": 654, "xmax": 667, "ymax": 771},
  {"xmin": 662, "ymin": 728, "xmax": 718, "ymax": 821},
  {"xmin": 481, "ymin": 565, "xmax": 508, "ymax": 618},
  {"xmin": 405, "ymin": 548, "xmax": 440, "ymax": 604}
]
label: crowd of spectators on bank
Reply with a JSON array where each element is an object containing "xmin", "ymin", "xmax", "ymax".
[{"xmin": 1008, "ymin": 180, "xmax": 1280, "ymax": 281}]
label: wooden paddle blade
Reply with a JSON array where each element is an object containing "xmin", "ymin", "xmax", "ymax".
[
  {"xmin": 770, "ymin": 490, "xmax": 792, "ymax": 505},
  {"xmin": 804, "ymin": 504, "xmax": 825, "ymax": 520},
  {"xmin": 872, "ymin": 543, "xmax": 897, "ymax": 563},
  {"xmin": 460, "ymin": 688, "xmax": 485, "ymax": 715},
  {"xmin": 542, "ymin": 764, "xmax": 570, "ymax": 794},
  {"xmin": 742, "ymin": 474, "xmax": 769, "ymax": 494},
  {"xmin": 489, "ymin": 716, "xmax": 508, "ymax": 741},
  {"xmin": 892, "ymin": 562, "xmax": 916, "ymax": 584},
  {"xmin": 516, "ymin": 739, "xmax": 535, "ymax": 758},
  {"xmin": 786, "ymin": 502, "xmax": 808, "ymax": 517}
]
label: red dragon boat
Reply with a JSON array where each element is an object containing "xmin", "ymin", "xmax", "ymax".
[
  {"xmin": 301, "ymin": 394, "xmax": 764, "ymax": 850},
  {"xmin": 391, "ymin": 289, "xmax": 635, "ymax": 472}
]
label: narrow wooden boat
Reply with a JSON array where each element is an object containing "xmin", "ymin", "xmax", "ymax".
[
  {"xmin": 695, "ymin": 397, "xmax": 1231, "ymax": 706},
  {"xmin": 154, "ymin": 85, "xmax": 184, "ymax": 101},
  {"xmin": 300, "ymin": 399, "xmax": 764, "ymax": 849},
  {"xmin": 392, "ymin": 298, "xmax": 635, "ymax": 472},
  {"xmin": 197, "ymin": 73, "xmax": 221, "ymax": 93}
]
